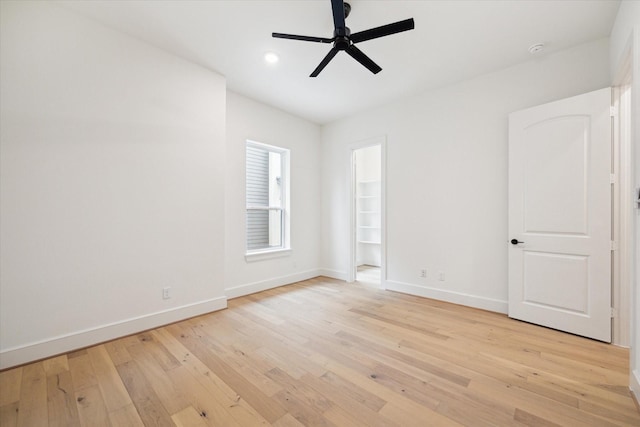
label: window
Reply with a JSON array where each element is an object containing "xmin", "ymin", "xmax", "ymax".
[{"xmin": 246, "ymin": 141, "xmax": 290, "ymax": 256}]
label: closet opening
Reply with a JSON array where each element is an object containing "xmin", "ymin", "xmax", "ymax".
[{"xmin": 352, "ymin": 143, "xmax": 383, "ymax": 286}]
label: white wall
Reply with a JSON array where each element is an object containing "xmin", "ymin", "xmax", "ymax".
[
  {"xmin": 609, "ymin": 0, "xmax": 640, "ymax": 400},
  {"xmin": 0, "ymin": 2, "xmax": 227, "ymax": 368},
  {"xmin": 321, "ymin": 38, "xmax": 610, "ymax": 313},
  {"xmin": 225, "ymin": 91, "xmax": 321, "ymax": 298}
]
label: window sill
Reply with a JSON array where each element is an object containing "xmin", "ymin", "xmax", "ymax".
[{"xmin": 245, "ymin": 248, "xmax": 291, "ymax": 262}]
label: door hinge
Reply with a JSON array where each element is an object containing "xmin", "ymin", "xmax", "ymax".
[
  {"xmin": 611, "ymin": 307, "xmax": 618, "ymax": 318},
  {"xmin": 610, "ymin": 173, "xmax": 616, "ymax": 184},
  {"xmin": 611, "ymin": 241, "xmax": 617, "ymax": 251},
  {"xmin": 610, "ymin": 106, "xmax": 618, "ymax": 117}
]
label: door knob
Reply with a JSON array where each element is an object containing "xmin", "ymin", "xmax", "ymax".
[{"xmin": 510, "ymin": 239, "xmax": 524, "ymax": 245}]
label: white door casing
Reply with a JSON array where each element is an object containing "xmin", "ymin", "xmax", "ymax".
[{"xmin": 508, "ymin": 88, "xmax": 612, "ymax": 342}]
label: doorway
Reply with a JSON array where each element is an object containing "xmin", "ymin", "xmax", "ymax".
[
  {"xmin": 351, "ymin": 141, "xmax": 384, "ymax": 287},
  {"xmin": 508, "ymin": 88, "xmax": 612, "ymax": 342}
]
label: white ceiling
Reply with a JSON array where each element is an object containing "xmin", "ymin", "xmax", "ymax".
[{"xmin": 59, "ymin": 0, "xmax": 620, "ymax": 124}]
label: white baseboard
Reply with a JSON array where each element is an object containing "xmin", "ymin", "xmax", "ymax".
[
  {"xmin": 225, "ymin": 269, "xmax": 321, "ymax": 299},
  {"xmin": 0, "ymin": 296, "xmax": 227, "ymax": 370},
  {"xmin": 318, "ymin": 268, "xmax": 349, "ymax": 281},
  {"xmin": 385, "ymin": 280, "xmax": 508, "ymax": 314}
]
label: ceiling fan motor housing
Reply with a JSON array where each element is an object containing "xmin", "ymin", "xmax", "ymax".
[{"xmin": 334, "ymin": 27, "xmax": 351, "ymax": 50}]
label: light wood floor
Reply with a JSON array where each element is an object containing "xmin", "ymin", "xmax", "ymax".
[
  {"xmin": 1, "ymin": 277, "xmax": 638, "ymax": 426},
  {"xmin": 356, "ymin": 265, "xmax": 381, "ymax": 285}
]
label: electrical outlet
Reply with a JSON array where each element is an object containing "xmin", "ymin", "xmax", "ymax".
[
  {"xmin": 438, "ymin": 271, "xmax": 445, "ymax": 281},
  {"xmin": 163, "ymin": 287, "xmax": 171, "ymax": 299},
  {"xmin": 420, "ymin": 269, "xmax": 427, "ymax": 278}
]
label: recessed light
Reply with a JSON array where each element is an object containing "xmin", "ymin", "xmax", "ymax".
[
  {"xmin": 264, "ymin": 52, "xmax": 279, "ymax": 64},
  {"xmin": 528, "ymin": 43, "xmax": 545, "ymax": 54}
]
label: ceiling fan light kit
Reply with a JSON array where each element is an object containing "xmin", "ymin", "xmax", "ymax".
[{"xmin": 272, "ymin": 0, "xmax": 415, "ymax": 77}]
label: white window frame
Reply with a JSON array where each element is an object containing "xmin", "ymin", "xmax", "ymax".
[{"xmin": 245, "ymin": 140, "xmax": 290, "ymax": 261}]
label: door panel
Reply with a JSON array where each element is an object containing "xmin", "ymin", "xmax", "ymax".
[
  {"xmin": 523, "ymin": 116, "xmax": 589, "ymax": 234},
  {"xmin": 508, "ymin": 88, "xmax": 611, "ymax": 342},
  {"xmin": 523, "ymin": 252, "xmax": 588, "ymax": 313}
]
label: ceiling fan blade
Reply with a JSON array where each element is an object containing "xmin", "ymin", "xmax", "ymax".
[
  {"xmin": 272, "ymin": 33, "xmax": 334, "ymax": 43},
  {"xmin": 310, "ymin": 47, "xmax": 340, "ymax": 77},
  {"xmin": 345, "ymin": 45, "xmax": 382, "ymax": 74},
  {"xmin": 350, "ymin": 18, "xmax": 415, "ymax": 44},
  {"xmin": 331, "ymin": 0, "xmax": 346, "ymax": 31}
]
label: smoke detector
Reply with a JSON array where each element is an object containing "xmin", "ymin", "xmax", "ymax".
[{"xmin": 528, "ymin": 43, "xmax": 545, "ymax": 54}]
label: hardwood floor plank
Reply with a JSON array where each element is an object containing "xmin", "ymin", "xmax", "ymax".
[
  {"xmin": 151, "ymin": 328, "xmax": 270, "ymax": 426},
  {"xmin": 74, "ymin": 384, "xmax": 111, "ymax": 427},
  {"xmin": 468, "ymin": 375, "xmax": 622, "ymax": 427},
  {"xmin": 16, "ymin": 363, "xmax": 47, "ymax": 427},
  {"xmin": 298, "ymin": 372, "xmax": 398, "ymax": 427},
  {"xmin": 103, "ymin": 339, "xmax": 132, "ymax": 367},
  {"xmin": 87, "ymin": 345, "xmax": 132, "ymax": 412},
  {"xmin": 167, "ymin": 322, "xmax": 287, "ymax": 423},
  {"xmin": 349, "ymin": 306, "xmax": 451, "ymax": 341},
  {"xmin": 0, "ymin": 402, "xmax": 19, "ymax": 427},
  {"xmin": 314, "ymin": 370, "xmax": 387, "ymax": 413},
  {"xmin": 271, "ymin": 388, "xmax": 337, "ymax": 427},
  {"xmin": 43, "ymin": 355, "xmax": 69, "ymax": 377},
  {"xmin": 5, "ymin": 277, "xmax": 638, "ymax": 426},
  {"xmin": 513, "ymin": 408, "xmax": 561, "ymax": 427},
  {"xmin": 0, "ymin": 367, "xmax": 22, "ymax": 407},
  {"xmin": 308, "ymin": 348, "xmax": 465, "ymax": 424},
  {"xmin": 578, "ymin": 398, "xmax": 640, "ymax": 425},
  {"xmin": 165, "ymin": 365, "xmax": 246, "ymax": 427},
  {"xmin": 116, "ymin": 359, "xmax": 174, "ymax": 427},
  {"xmin": 47, "ymin": 370, "xmax": 81, "ymax": 427},
  {"xmin": 321, "ymin": 404, "xmax": 372, "ymax": 427},
  {"xmin": 68, "ymin": 353, "xmax": 98, "ymax": 391},
  {"xmin": 272, "ymin": 413, "xmax": 306, "ymax": 427},
  {"xmin": 336, "ymin": 329, "xmax": 471, "ymax": 387},
  {"xmin": 378, "ymin": 401, "xmax": 464, "ymax": 427},
  {"xmin": 171, "ymin": 406, "xmax": 208, "ymax": 427},
  {"xmin": 108, "ymin": 403, "xmax": 145, "ymax": 427},
  {"xmin": 132, "ymin": 332, "xmax": 181, "ymax": 372},
  {"xmin": 67, "ymin": 349, "xmax": 87, "ymax": 359},
  {"xmin": 526, "ymin": 368, "xmax": 638, "ymax": 413},
  {"xmin": 264, "ymin": 367, "xmax": 333, "ymax": 414},
  {"xmin": 125, "ymin": 342, "xmax": 191, "ymax": 416}
]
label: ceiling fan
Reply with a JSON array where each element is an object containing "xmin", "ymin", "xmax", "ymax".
[{"xmin": 272, "ymin": 0, "xmax": 415, "ymax": 77}]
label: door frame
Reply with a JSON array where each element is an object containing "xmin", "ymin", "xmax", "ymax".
[
  {"xmin": 612, "ymin": 57, "xmax": 633, "ymax": 347},
  {"xmin": 347, "ymin": 136, "xmax": 387, "ymax": 287}
]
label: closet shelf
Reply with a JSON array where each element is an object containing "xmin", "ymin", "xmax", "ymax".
[
  {"xmin": 358, "ymin": 240, "xmax": 381, "ymax": 245},
  {"xmin": 359, "ymin": 210, "xmax": 379, "ymax": 214},
  {"xmin": 358, "ymin": 226, "xmax": 380, "ymax": 229}
]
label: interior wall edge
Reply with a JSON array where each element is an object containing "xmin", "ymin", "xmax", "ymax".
[
  {"xmin": 225, "ymin": 269, "xmax": 321, "ymax": 299},
  {"xmin": 632, "ymin": 368, "xmax": 640, "ymax": 399},
  {"xmin": 0, "ymin": 296, "xmax": 227, "ymax": 370},
  {"xmin": 385, "ymin": 280, "xmax": 508, "ymax": 314}
]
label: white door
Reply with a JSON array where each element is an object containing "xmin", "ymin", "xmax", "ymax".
[{"xmin": 508, "ymin": 88, "xmax": 612, "ymax": 342}]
